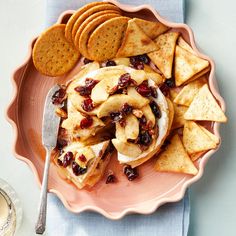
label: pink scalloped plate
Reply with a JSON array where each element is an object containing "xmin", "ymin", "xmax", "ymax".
[{"xmin": 6, "ymin": 0, "xmax": 226, "ymax": 219}]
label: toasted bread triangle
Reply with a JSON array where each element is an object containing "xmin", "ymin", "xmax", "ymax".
[
  {"xmin": 154, "ymin": 134, "xmax": 198, "ymax": 175},
  {"xmin": 174, "ymin": 78, "xmax": 207, "ymax": 106},
  {"xmin": 177, "ymin": 36, "xmax": 195, "ymax": 54},
  {"xmin": 174, "ymin": 46, "xmax": 209, "ymax": 86},
  {"xmin": 116, "ymin": 19, "xmax": 157, "ymax": 57},
  {"xmin": 148, "ymin": 32, "xmax": 179, "ymax": 79},
  {"xmin": 183, "ymin": 121, "xmax": 219, "ymax": 155},
  {"xmin": 184, "ymin": 84, "xmax": 227, "ymax": 122},
  {"xmin": 133, "ymin": 18, "xmax": 169, "ymax": 39}
]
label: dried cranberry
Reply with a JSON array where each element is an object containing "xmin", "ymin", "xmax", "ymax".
[
  {"xmin": 78, "ymin": 154, "xmax": 87, "ymax": 162},
  {"xmin": 118, "ymin": 73, "xmax": 132, "ymax": 88},
  {"xmin": 132, "ymin": 61, "xmax": 144, "ymax": 70},
  {"xmin": 75, "ymin": 78, "xmax": 98, "ymax": 96},
  {"xmin": 57, "ymin": 159, "xmax": 63, "ymax": 166},
  {"xmin": 137, "ymin": 54, "xmax": 150, "ymax": 64},
  {"xmin": 80, "ymin": 116, "xmax": 93, "ymax": 129},
  {"xmin": 106, "ymin": 60, "xmax": 116, "ymax": 67},
  {"xmin": 52, "ymin": 88, "xmax": 66, "ymax": 105},
  {"xmin": 138, "ymin": 131, "xmax": 152, "ymax": 146},
  {"xmin": 84, "ymin": 58, "xmax": 93, "ymax": 64},
  {"xmin": 150, "ymin": 101, "xmax": 161, "ymax": 118},
  {"xmin": 139, "ymin": 115, "xmax": 147, "ymax": 126},
  {"xmin": 110, "ymin": 112, "xmax": 122, "ymax": 122},
  {"xmin": 130, "ymin": 54, "xmax": 150, "ymax": 65},
  {"xmin": 56, "ymin": 139, "xmax": 67, "ymax": 150},
  {"xmin": 159, "ymin": 83, "xmax": 169, "ymax": 96},
  {"xmin": 119, "ymin": 119, "xmax": 126, "ymax": 127},
  {"xmin": 165, "ymin": 78, "xmax": 175, "ymax": 88},
  {"xmin": 106, "ymin": 174, "xmax": 116, "ymax": 184},
  {"xmin": 85, "ymin": 78, "xmax": 98, "ymax": 90},
  {"xmin": 121, "ymin": 103, "xmax": 133, "ymax": 115},
  {"xmin": 72, "ymin": 161, "xmax": 87, "ymax": 176},
  {"xmin": 150, "ymin": 86, "xmax": 158, "ymax": 98},
  {"xmin": 130, "ymin": 56, "xmax": 138, "ymax": 65},
  {"xmin": 74, "ymin": 86, "xmax": 90, "ymax": 96},
  {"xmin": 136, "ymin": 83, "xmax": 152, "ymax": 97},
  {"xmin": 82, "ymin": 98, "xmax": 94, "ymax": 112},
  {"xmin": 62, "ymin": 152, "xmax": 73, "ymax": 167},
  {"xmin": 123, "ymin": 165, "xmax": 139, "ymax": 181}
]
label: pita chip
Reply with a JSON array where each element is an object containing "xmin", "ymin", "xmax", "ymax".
[
  {"xmin": 184, "ymin": 84, "xmax": 227, "ymax": 122},
  {"xmin": 133, "ymin": 18, "xmax": 169, "ymax": 39},
  {"xmin": 177, "ymin": 36, "xmax": 195, "ymax": 54},
  {"xmin": 171, "ymin": 103, "xmax": 188, "ymax": 129},
  {"xmin": 183, "ymin": 121, "xmax": 219, "ymax": 155},
  {"xmin": 155, "ymin": 134, "xmax": 198, "ymax": 175},
  {"xmin": 190, "ymin": 151, "xmax": 206, "ymax": 162},
  {"xmin": 148, "ymin": 32, "xmax": 179, "ymax": 79},
  {"xmin": 174, "ymin": 78, "xmax": 207, "ymax": 106},
  {"xmin": 174, "ymin": 46, "xmax": 209, "ymax": 86},
  {"xmin": 116, "ymin": 19, "xmax": 157, "ymax": 57}
]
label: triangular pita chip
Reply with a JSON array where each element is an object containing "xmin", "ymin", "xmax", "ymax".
[
  {"xmin": 174, "ymin": 78, "xmax": 207, "ymax": 106},
  {"xmin": 148, "ymin": 32, "xmax": 179, "ymax": 79},
  {"xmin": 190, "ymin": 151, "xmax": 206, "ymax": 162},
  {"xmin": 177, "ymin": 36, "xmax": 195, "ymax": 54},
  {"xmin": 200, "ymin": 125, "xmax": 220, "ymax": 144},
  {"xmin": 184, "ymin": 84, "xmax": 227, "ymax": 122},
  {"xmin": 116, "ymin": 19, "xmax": 157, "ymax": 57},
  {"xmin": 169, "ymin": 89, "xmax": 179, "ymax": 101},
  {"xmin": 133, "ymin": 18, "xmax": 169, "ymax": 39},
  {"xmin": 174, "ymin": 46, "xmax": 209, "ymax": 86},
  {"xmin": 154, "ymin": 134, "xmax": 198, "ymax": 175},
  {"xmin": 172, "ymin": 104, "xmax": 188, "ymax": 129},
  {"xmin": 183, "ymin": 121, "xmax": 219, "ymax": 155},
  {"xmin": 184, "ymin": 67, "xmax": 210, "ymax": 85}
]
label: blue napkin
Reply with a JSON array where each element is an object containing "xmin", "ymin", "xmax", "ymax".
[{"xmin": 45, "ymin": 1, "xmax": 189, "ymax": 235}]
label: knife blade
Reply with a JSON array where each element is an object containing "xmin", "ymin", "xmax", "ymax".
[{"xmin": 35, "ymin": 84, "xmax": 62, "ymax": 234}]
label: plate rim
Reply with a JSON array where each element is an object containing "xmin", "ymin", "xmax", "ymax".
[{"xmin": 5, "ymin": 0, "xmax": 226, "ymax": 220}]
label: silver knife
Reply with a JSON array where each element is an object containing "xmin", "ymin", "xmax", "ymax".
[{"xmin": 35, "ymin": 84, "xmax": 62, "ymax": 234}]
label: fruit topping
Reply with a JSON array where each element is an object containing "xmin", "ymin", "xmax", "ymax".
[
  {"xmin": 81, "ymin": 98, "xmax": 94, "ymax": 112},
  {"xmin": 165, "ymin": 78, "xmax": 175, "ymax": 88},
  {"xmin": 118, "ymin": 73, "xmax": 133, "ymax": 88},
  {"xmin": 150, "ymin": 101, "xmax": 162, "ymax": 118},
  {"xmin": 74, "ymin": 78, "xmax": 98, "ymax": 96},
  {"xmin": 136, "ymin": 82, "xmax": 152, "ymax": 97},
  {"xmin": 52, "ymin": 88, "xmax": 66, "ymax": 105},
  {"xmin": 123, "ymin": 165, "xmax": 139, "ymax": 181},
  {"xmin": 72, "ymin": 161, "xmax": 87, "ymax": 176},
  {"xmin": 62, "ymin": 151, "xmax": 73, "ymax": 167},
  {"xmin": 78, "ymin": 154, "xmax": 87, "ymax": 162},
  {"xmin": 80, "ymin": 116, "xmax": 93, "ymax": 129},
  {"xmin": 106, "ymin": 60, "xmax": 117, "ymax": 67}
]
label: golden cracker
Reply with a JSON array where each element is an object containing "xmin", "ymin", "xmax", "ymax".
[
  {"xmin": 33, "ymin": 24, "xmax": 80, "ymax": 77},
  {"xmin": 71, "ymin": 3, "xmax": 120, "ymax": 42},
  {"xmin": 74, "ymin": 9, "xmax": 121, "ymax": 51},
  {"xmin": 65, "ymin": 2, "xmax": 106, "ymax": 42},
  {"xmin": 88, "ymin": 16, "xmax": 130, "ymax": 61},
  {"xmin": 77, "ymin": 13, "xmax": 120, "ymax": 59}
]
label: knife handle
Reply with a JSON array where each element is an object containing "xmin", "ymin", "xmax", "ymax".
[{"xmin": 35, "ymin": 146, "xmax": 52, "ymax": 234}]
